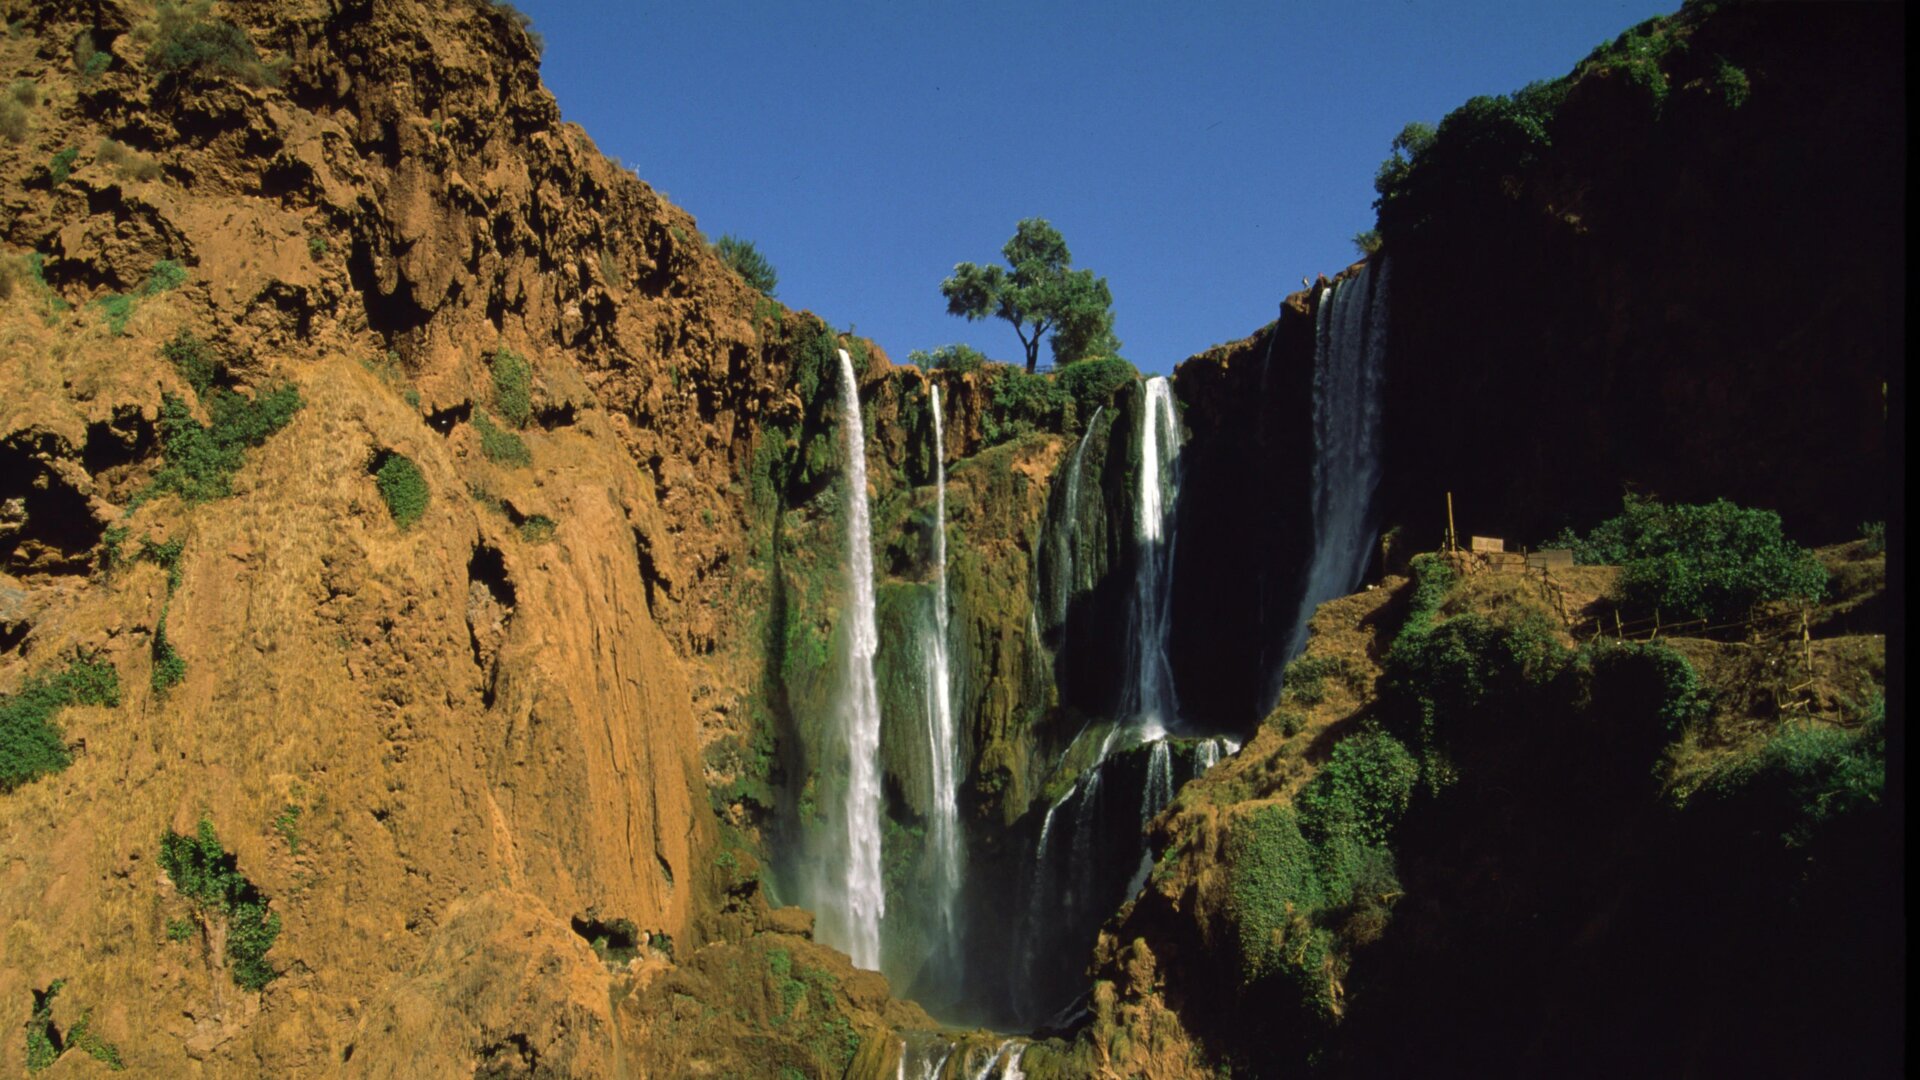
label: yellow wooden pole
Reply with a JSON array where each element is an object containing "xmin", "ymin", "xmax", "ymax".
[{"xmin": 1446, "ymin": 491, "xmax": 1457, "ymax": 553}]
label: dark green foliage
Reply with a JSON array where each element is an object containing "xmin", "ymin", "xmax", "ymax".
[
  {"xmin": 151, "ymin": 614, "xmax": 186, "ymax": 695},
  {"xmin": 150, "ymin": 384, "xmax": 303, "ymax": 503},
  {"xmin": 1352, "ymin": 229, "xmax": 1383, "ymax": 256},
  {"xmin": 25, "ymin": 980, "xmax": 61, "ymax": 1072},
  {"xmin": 472, "ymin": 410, "xmax": 531, "ymax": 467},
  {"xmin": 1583, "ymin": 639, "xmax": 1710, "ymax": 739},
  {"xmin": 1280, "ymin": 654, "xmax": 1361, "ymax": 706},
  {"xmin": 1296, "ymin": 733, "xmax": 1419, "ymax": 847},
  {"xmin": 97, "ymin": 525, "xmax": 130, "ymax": 578},
  {"xmin": 1384, "ymin": 611, "xmax": 1568, "ymax": 761},
  {"xmin": 982, "ymin": 365, "xmax": 1068, "ymax": 445},
  {"xmin": 138, "ymin": 536, "xmax": 186, "ymax": 593},
  {"xmin": 1556, "ymin": 496, "xmax": 1826, "ymax": 620},
  {"xmin": 143, "ymin": 259, "xmax": 187, "ymax": 295},
  {"xmin": 518, "ymin": 515, "xmax": 555, "ymax": 543},
  {"xmin": 489, "ymin": 347, "xmax": 534, "ymax": 428},
  {"xmin": 906, "ymin": 343, "xmax": 988, "ymax": 375},
  {"xmin": 272, "ymin": 803, "xmax": 301, "ymax": 853},
  {"xmin": 1, "ymin": 654, "xmax": 120, "ymax": 793},
  {"xmin": 1054, "ymin": 356, "xmax": 1136, "ymax": 425},
  {"xmin": 1694, "ymin": 718, "xmax": 1883, "ymax": 849},
  {"xmin": 48, "ymin": 146, "xmax": 78, "ymax": 186},
  {"xmin": 158, "ymin": 818, "xmax": 281, "ymax": 991},
  {"xmin": 96, "ymin": 293, "xmax": 135, "ymax": 335},
  {"xmin": 1714, "ymin": 56, "xmax": 1750, "ymax": 108},
  {"xmin": 715, "ymin": 234, "xmax": 778, "ymax": 295},
  {"xmin": 306, "ymin": 235, "xmax": 327, "ymax": 260},
  {"xmin": 166, "ymin": 917, "xmax": 195, "ymax": 942},
  {"xmin": 64, "ymin": 1012, "xmax": 124, "ymax": 1071},
  {"xmin": 941, "ymin": 218, "xmax": 1118, "ymax": 372},
  {"xmin": 163, "ymin": 330, "xmax": 219, "ymax": 393},
  {"xmin": 374, "ymin": 453, "xmax": 429, "ymax": 529},
  {"xmin": 1222, "ymin": 806, "xmax": 1333, "ymax": 994},
  {"xmin": 147, "ymin": 2, "xmax": 280, "ymax": 87},
  {"xmin": 74, "ymin": 34, "xmax": 112, "ymax": 82},
  {"xmin": 1858, "ymin": 520, "xmax": 1885, "ymax": 555}
]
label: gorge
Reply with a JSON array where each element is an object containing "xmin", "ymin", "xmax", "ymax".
[{"xmin": 0, "ymin": 1, "xmax": 1899, "ymax": 1078}]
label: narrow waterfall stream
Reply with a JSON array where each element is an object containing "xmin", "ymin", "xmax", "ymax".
[
  {"xmin": 1126, "ymin": 376, "xmax": 1182, "ymax": 738},
  {"xmin": 830, "ymin": 347, "xmax": 886, "ymax": 970},
  {"xmin": 922, "ymin": 385, "xmax": 963, "ymax": 974},
  {"xmin": 1272, "ymin": 260, "xmax": 1390, "ymax": 705}
]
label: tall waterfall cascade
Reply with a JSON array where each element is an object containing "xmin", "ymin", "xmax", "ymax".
[
  {"xmin": 921, "ymin": 385, "xmax": 964, "ymax": 973},
  {"xmin": 1127, "ymin": 377, "xmax": 1183, "ymax": 738},
  {"xmin": 1272, "ymin": 260, "xmax": 1390, "ymax": 707},
  {"xmin": 828, "ymin": 347, "xmax": 886, "ymax": 970}
]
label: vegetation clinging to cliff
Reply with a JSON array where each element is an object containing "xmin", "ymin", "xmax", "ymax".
[
  {"xmin": 0, "ymin": 654, "xmax": 120, "ymax": 792},
  {"xmin": 159, "ymin": 818, "xmax": 283, "ymax": 991}
]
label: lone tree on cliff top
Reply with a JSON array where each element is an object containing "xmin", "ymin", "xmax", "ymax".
[{"xmin": 941, "ymin": 218, "xmax": 1118, "ymax": 373}]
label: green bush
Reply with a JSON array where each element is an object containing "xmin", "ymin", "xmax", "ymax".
[
  {"xmin": 25, "ymin": 981, "xmax": 61, "ymax": 1072},
  {"xmin": 1582, "ymin": 639, "xmax": 1710, "ymax": 739},
  {"xmin": 374, "ymin": 453, "xmax": 429, "ymax": 529},
  {"xmin": 163, "ymin": 330, "xmax": 219, "ymax": 394},
  {"xmin": 151, "ymin": 614, "xmax": 187, "ymax": 695},
  {"xmin": 147, "ymin": 1, "xmax": 280, "ymax": 87},
  {"xmin": 1694, "ymin": 719, "xmax": 1883, "ymax": 848},
  {"xmin": 1222, "ymin": 805, "xmax": 1341, "ymax": 1009},
  {"xmin": 488, "ymin": 347, "xmax": 533, "ymax": 428},
  {"xmin": 1383, "ymin": 610, "xmax": 1569, "ymax": 766},
  {"xmin": 143, "ymin": 259, "xmax": 187, "ymax": 295},
  {"xmin": 982, "ymin": 364, "xmax": 1068, "ymax": 445},
  {"xmin": 74, "ymin": 34, "xmax": 112, "ymax": 82},
  {"xmin": 64, "ymin": 1011, "xmax": 124, "ymax": 1071},
  {"xmin": 1296, "ymin": 732, "xmax": 1419, "ymax": 847},
  {"xmin": 1, "ymin": 654, "xmax": 120, "ymax": 793},
  {"xmin": 472, "ymin": 410, "xmax": 531, "ymax": 467},
  {"xmin": 714, "ymin": 234, "xmax": 777, "ymax": 295},
  {"xmin": 1055, "ymin": 356, "xmax": 1136, "ymax": 425},
  {"xmin": 1280, "ymin": 654, "xmax": 1360, "ymax": 706},
  {"xmin": 149, "ymin": 384, "xmax": 303, "ymax": 503},
  {"xmin": 1859, "ymin": 520, "xmax": 1885, "ymax": 555},
  {"xmin": 1556, "ymin": 496, "xmax": 1827, "ymax": 621},
  {"xmin": 1714, "ymin": 56, "xmax": 1750, "ymax": 108},
  {"xmin": 518, "ymin": 515, "xmax": 556, "ymax": 543},
  {"xmin": 0, "ymin": 98, "xmax": 27, "ymax": 144},
  {"xmin": 96, "ymin": 138, "xmax": 163, "ymax": 182},
  {"xmin": 158, "ymin": 817, "xmax": 281, "ymax": 990},
  {"xmin": 906, "ymin": 343, "xmax": 988, "ymax": 375},
  {"xmin": 48, "ymin": 146, "xmax": 78, "ymax": 186}
]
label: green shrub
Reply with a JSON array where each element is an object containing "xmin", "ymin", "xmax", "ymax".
[
  {"xmin": 74, "ymin": 34, "xmax": 112, "ymax": 82},
  {"xmin": 1556, "ymin": 496, "xmax": 1827, "ymax": 621},
  {"xmin": 25, "ymin": 980, "xmax": 61, "ymax": 1072},
  {"xmin": 96, "ymin": 138, "xmax": 163, "ymax": 182},
  {"xmin": 1, "ymin": 654, "xmax": 121, "ymax": 793},
  {"xmin": 147, "ymin": 1, "xmax": 280, "ymax": 87},
  {"xmin": 64, "ymin": 1012, "xmax": 124, "ymax": 1071},
  {"xmin": 1383, "ymin": 611, "xmax": 1568, "ymax": 767},
  {"xmin": 472, "ymin": 410, "xmax": 531, "ymax": 467},
  {"xmin": 488, "ymin": 347, "xmax": 533, "ymax": 428},
  {"xmin": 1296, "ymin": 732, "xmax": 1419, "ymax": 847},
  {"xmin": 1694, "ymin": 719, "xmax": 1883, "ymax": 848},
  {"xmin": 306, "ymin": 235, "xmax": 327, "ymax": 260},
  {"xmin": 48, "ymin": 146, "xmax": 79, "ymax": 186},
  {"xmin": 374, "ymin": 453, "xmax": 429, "ymax": 529},
  {"xmin": 1223, "ymin": 805, "xmax": 1340, "ymax": 1008},
  {"xmin": 714, "ymin": 234, "xmax": 777, "ymax": 295},
  {"xmin": 96, "ymin": 293, "xmax": 135, "ymax": 335},
  {"xmin": 1859, "ymin": 520, "xmax": 1885, "ymax": 555},
  {"xmin": 982, "ymin": 364, "xmax": 1068, "ymax": 445},
  {"xmin": 906, "ymin": 343, "xmax": 988, "ymax": 375},
  {"xmin": 1352, "ymin": 229, "xmax": 1382, "ymax": 256},
  {"xmin": 163, "ymin": 330, "xmax": 220, "ymax": 394},
  {"xmin": 1714, "ymin": 56, "xmax": 1750, "ymax": 108},
  {"xmin": 158, "ymin": 817, "xmax": 281, "ymax": 990},
  {"xmin": 142, "ymin": 259, "xmax": 187, "ymax": 295},
  {"xmin": 149, "ymin": 384, "xmax": 303, "ymax": 503},
  {"xmin": 1582, "ymin": 639, "xmax": 1709, "ymax": 739},
  {"xmin": 166, "ymin": 917, "xmax": 196, "ymax": 942},
  {"xmin": 518, "ymin": 515, "xmax": 556, "ymax": 543},
  {"xmin": 151, "ymin": 613, "xmax": 187, "ymax": 695},
  {"xmin": 1055, "ymin": 356, "xmax": 1136, "ymax": 424},
  {"xmin": 1280, "ymin": 654, "xmax": 1360, "ymax": 706}
]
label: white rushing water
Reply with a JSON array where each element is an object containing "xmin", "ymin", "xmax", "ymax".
[
  {"xmin": 832, "ymin": 347, "xmax": 886, "ymax": 970},
  {"xmin": 1054, "ymin": 405, "xmax": 1104, "ymax": 627},
  {"xmin": 1273, "ymin": 261, "xmax": 1390, "ymax": 705},
  {"xmin": 922, "ymin": 384, "xmax": 963, "ymax": 972},
  {"xmin": 1128, "ymin": 378, "xmax": 1183, "ymax": 738}
]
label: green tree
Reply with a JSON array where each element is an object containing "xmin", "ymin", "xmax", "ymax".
[
  {"xmin": 940, "ymin": 218, "xmax": 1118, "ymax": 373},
  {"xmin": 715, "ymin": 235, "xmax": 777, "ymax": 296}
]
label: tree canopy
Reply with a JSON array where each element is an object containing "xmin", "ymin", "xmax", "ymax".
[{"xmin": 940, "ymin": 218, "xmax": 1118, "ymax": 373}]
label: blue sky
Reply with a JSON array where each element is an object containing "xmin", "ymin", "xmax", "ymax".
[{"xmin": 518, "ymin": 1, "xmax": 1675, "ymax": 374}]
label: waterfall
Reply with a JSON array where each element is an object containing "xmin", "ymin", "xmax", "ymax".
[
  {"xmin": 1055, "ymin": 406, "xmax": 1104, "ymax": 628},
  {"xmin": 970, "ymin": 1040, "xmax": 1021, "ymax": 1080},
  {"xmin": 1141, "ymin": 740, "xmax": 1173, "ymax": 822},
  {"xmin": 828, "ymin": 347, "xmax": 885, "ymax": 971},
  {"xmin": 1002, "ymin": 1045, "xmax": 1028, "ymax": 1080},
  {"xmin": 922, "ymin": 384, "xmax": 963, "ymax": 973},
  {"xmin": 1127, "ymin": 377, "xmax": 1182, "ymax": 737},
  {"xmin": 1272, "ymin": 260, "xmax": 1389, "ymax": 706}
]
